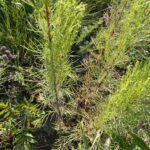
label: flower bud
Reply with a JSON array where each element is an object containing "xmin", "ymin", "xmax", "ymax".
[
  {"xmin": 0, "ymin": 46, "xmax": 7, "ymax": 51},
  {"xmin": 108, "ymin": 6, "xmax": 112, "ymax": 12},
  {"xmin": 0, "ymin": 64, "xmax": 3, "ymax": 68},
  {"xmin": 2, "ymin": 54, "xmax": 9, "ymax": 61},
  {"xmin": 4, "ymin": 50, "xmax": 11, "ymax": 55},
  {"xmin": 7, "ymin": 53, "xmax": 13, "ymax": 60},
  {"xmin": 102, "ymin": 14, "xmax": 109, "ymax": 25}
]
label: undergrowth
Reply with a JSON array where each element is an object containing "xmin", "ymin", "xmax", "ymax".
[{"xmin": 0, "ymin": 0, "xmax": 150, "ymax": 149}]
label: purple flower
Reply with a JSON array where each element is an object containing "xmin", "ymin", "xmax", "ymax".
[
  {"xmin": 102, "ymin": 15, "xmax": 108, "ymax": 20},
  {"xmin": 108, "ymin": 6, "xmax": 112, "ymax": 11},
  {"xmin": 0, "ymin": 46, "xmax": 7, "ymax": 51},
  {"xmin": 2, "ymin": 54, "xmax": 9, "ymax": 61},
  {"xmin": 7, "ymin": 53, "xmax": 13, "ymax": 60},
  {"xmin": 102, "ymin": 14, "xmax": 109, "ymax": 25},
  {"xmin": 0, "ymin": 64, "xmax": 3, "ymax": 68}
]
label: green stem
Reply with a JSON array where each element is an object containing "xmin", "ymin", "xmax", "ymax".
[{"xmin": 44, "ymin": 0, "xmax": 62, "ymax": 122}]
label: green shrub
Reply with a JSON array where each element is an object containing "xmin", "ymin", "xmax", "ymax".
[
  {"xmin": 95, "ymin": 0, "xmax": 150, "ymax": 83},
  {"xmin": 36, "ymin": 0, "xmax": 85, "ymax": 117},
  {"xmin": 95, "ymin": 60, "xmax": 150, "ymax": 148},
  {"xmin": 97, "ymin": 59, "xmax": 150, "ymax": 123}
]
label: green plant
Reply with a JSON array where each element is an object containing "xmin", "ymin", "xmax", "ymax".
[
  {"xmin": 96, "ymin": 60, "xmax": 150, "ymax": 128},
  {"xmin": 94, "ymin": 0, "xmax": 150, "ymax": 83},
  {"xmin": 67, "ymin": 0, "xmax": 150, "ymax": 149},
  {"xmin": 0, "ymin": 98, "xmax": 43, "ymax": 149},
  {"xmin": 93, "ymin": 60, "xmax": 150, "ymax": 150},
  {"xmin": 0, "ymin": 0, "xmax": 40, "ymax": 66},
  {"xmin": 129, "ymin": 131, "xmax": 150, "ymax": 150},
  {"xmin": 36, "ymin": 0, "xmax": 85, "ymax": 119},
  {"xmin": 0, "ymin": 0, "xmax": 150, "ymax": 149}
]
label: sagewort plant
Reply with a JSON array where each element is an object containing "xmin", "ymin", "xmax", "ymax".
[
  {"xmin": 95, "ymin": 0, "xmax": 150, "ymax": 130},
  {"xmin": 95, "ymin": 0, "xmax": 150, "ymax": 83},
  {"xmin": 97, "ymin": 60, "xmax": 150, "ymax": 129},
  {"xmin": 37, "ymin": 0, "xmax": 85, "ymax": 120},
  {"xmin": 73, "ymin": 0, "xmax": 150, "ymax": 149}
]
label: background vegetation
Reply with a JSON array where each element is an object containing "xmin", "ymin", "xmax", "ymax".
[{"xmin": 0, "ymin": 0, "xmax": 149, "ymax": 149}]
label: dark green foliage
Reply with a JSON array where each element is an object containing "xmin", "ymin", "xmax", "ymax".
[
  {"xmin": 129, "ymin": 131, "xmax": 150, "ymax": 150},
  {"xmin": 0, "ymin": 98, "xmax": 43, "ymax": 149}
]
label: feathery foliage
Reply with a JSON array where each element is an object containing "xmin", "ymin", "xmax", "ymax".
[
  {"xmin": 96, "ymin": 60, "xmax": 150, "ymax": 128},
  {"xmin": 0, "ymin": 0, "xmax": 150, "ymax": 149},
  {"xmin": 37, "ymin": 0, "xmax": 85, "ymax": 103},
  {"xmin": 95, "ymin": 0, "xmax": 150, "ymax": 82}
]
